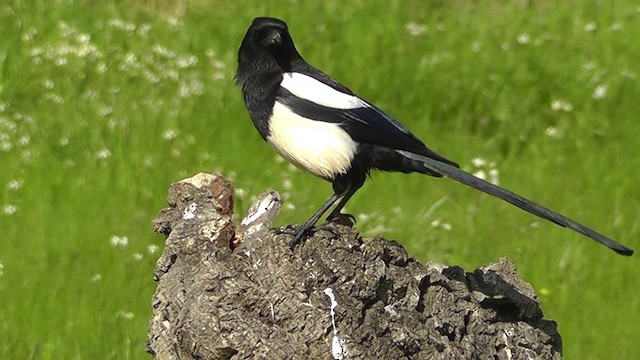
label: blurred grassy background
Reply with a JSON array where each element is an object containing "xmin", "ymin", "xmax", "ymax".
[{"xmin": 1, "ymin": 0, "xmax": 638, "ymax": 358}]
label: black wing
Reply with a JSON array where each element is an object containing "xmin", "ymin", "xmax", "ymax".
[{"xmin": 277, "ymin": 86, "xmax": 459, "ymax": 167}]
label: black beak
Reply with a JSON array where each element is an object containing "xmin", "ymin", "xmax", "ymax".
[{"xmin": 264, "ymin": 31, "xmax": 282, "ymax": 46}]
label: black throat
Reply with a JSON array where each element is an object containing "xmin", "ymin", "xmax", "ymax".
[{"xmin": 236, "ymin": 59, "xmax": 283, "ymax": 140}]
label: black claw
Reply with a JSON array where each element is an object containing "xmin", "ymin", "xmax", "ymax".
[
  {"xmin": 326, "ymin": 212, "xmax": 356, "ymax": 227},
  {"xmin": 289, "ymin": 226, "xmax": 311, "ymax": 248},
  {"xmin": 315, "ymin": 223, "xmax": 340, "ymax": 237},
  {"xmin": 274, "ymin": 224, "xmax": 300, "ymax": 235},
  {"xmin": 288, "ymin": 224, "xmax": 340, "ymax": 248},
  {"xmin": 275, "ymin": 224, "xmax": 310, "ymax": 248}
]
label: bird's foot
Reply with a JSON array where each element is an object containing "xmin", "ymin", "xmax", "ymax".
[
  {"xmin": 273, "ymin": 224, "xmax": 314, "ymax": 248},
  {"xmin": 273, "ymin": 224, "xmax": 302, "ymax": 236},
  {"xmin": 288, "ymin": 224, "xmax": 313, "ymax": 248},
  {"xmin": 274, "ymin": 223, "xmax": 340, "ymax": 249},
  {"xmin": 326, "ymin": 212, "xmax": 356, "ymax": 227},
  {"xmin": 313, "ymin": 223, "xmax": 340, "ymax": 237}
]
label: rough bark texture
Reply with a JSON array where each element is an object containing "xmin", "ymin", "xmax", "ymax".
[{"xmin": 146, "ymin": 173, "xmax": 562, "ymax": 360}]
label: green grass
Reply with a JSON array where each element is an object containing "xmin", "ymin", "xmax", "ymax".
[{"xmin": 1, "ymin": 0, "xmax": 638, "ymax": 358}]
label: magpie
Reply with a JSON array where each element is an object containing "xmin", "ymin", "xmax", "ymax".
[{"xmin": 235, "ymin": 17, "xmax": 633, "ymax": 256}]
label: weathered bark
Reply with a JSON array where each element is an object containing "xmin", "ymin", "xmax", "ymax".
[{"xmin": 146, "ymin": 173, "xmax": 562, "ymax": 360}]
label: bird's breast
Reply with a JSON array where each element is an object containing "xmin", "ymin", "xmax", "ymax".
[{"xmin": 267, "ymin": 101, "xmax": 357, "ymax": 180}]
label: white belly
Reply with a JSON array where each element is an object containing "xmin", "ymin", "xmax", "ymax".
[{"xmin": 267, "ymin": 101, "xmax": 357, "ymax": 179}]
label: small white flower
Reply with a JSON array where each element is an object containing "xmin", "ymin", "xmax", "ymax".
[
  {"xmin": 98, "ymin": 106, "xmax": 113, "ymax": 117},
  {"xmin": 550, "ymin": 99, "xmax": 573, "ymax": 112},
  {"xmin": 282, "ymin": 178, "xmax": 293, "ymax": 190},
  {"xmin": 123, "ymin": 52, "xmax": 139, "ymax": 66},
  {"xmin": 137, "ymin": 23, "xmax": 152, "ymax": 38},
  {"xmin": 592, "ymin": 85, "xmax": 608, "ymax": 99},
  {"xmin": 357, "ymin": 213, "xmax": 371, "ymax": 223},
  {"xmin": 212, "ymin": 71, "xmax": 225, "ymax": 81},
  {"xmin": 22, "ymin": 27, "xmax": 37, "ymax": 42},
  {"xmin": 488, "ymin": 168, "xmax": 500, "ymax": 186},
  {"xmin": 77, "ymin": 33, "xmax": 90, "ymax": 44},
  {"xmin": 108, "ymin": 18, "xmax": 136, "ymax": 32},
  {"xmin": 178, "ymin": 77, "xmax": 204, "ymax": 98},
  {"xmin": 2, "ymin": 204, "xmax": 17, "ymax": 215},
  {"xmin": 473, "ymin": 169, "xmax": 487, "ymax": 180},
  {"xmin": 90, "ymin": 273, "xmax": 102, "ymax": 282},
  {"xmin": 584, "ymin": 22, "xmax": 597, "ymax": 32},
  {"xmin": 44, "ymin": 93, "xmax": 64, "ymax": 103},
  {"xmin": 176, "ymin": 54, "xmax": 198, "ymax": 68},
  {"xmin": 96, "ymin": 62, "xmax": 108, "ymax": 73},
  {"xmin": 0, "ymin": 260, "xmax": 4, "ymax": 276},
  {"xmin": 545, "ymin": 127, "xmax": 562, "ymax": 139},
  {"xmin": 211, "ymin": 59, "xmax": 225, "ymax": 69},
  {"xmin": 162, "ymin": 128, "xmax": 178, "ymax": 140},
  {"xmin": 147, "ymin": 244, "xmax": 159, "ymax": 254},
  {"xmin": 96, "ymin": 148, "xmax": 111, "ymax": 159},
  {"xmin": 516, "ymin": 33, "xmax": 530, "ymax": 44},
  {"xmin": 7, "ymin": 179, "xmax": 23, "ymax": 190},
  {"xmin": 118, "ymin": 311, "xmax": 134, "ymax": 320},
  {"xmin": 43, "ymin": 79, "xmax": 55, "ymax": 89},
  {"xmin": 54, "ymin": 57, "xmax": 68, "ymax": 66},
  {"xmin": 610, "ymin": 22, "xmax": 623, "ymax": 31},
  {"xmin": 405, "ymin": 22, "xmax": 427, "ymax": 36},
  {"xmin": 18, "ymin": 135, "xmax": 30, "ymax": 146},
  {"xmin": 133, "ymin": 252, "xmax": 143, "ymax": 261},
  {"xmin": 235, "ymin": 188, "xmax": 247, "ymax": 198},
  {"xmin": 471, "ymin": 158, "xmax": 486, "ymax": 167},
  {"xmin": 152, "ymin": 44, "xmax": 175, "ymax": 58},
  {"xmin": 165, "ymin": 16, "xmax": 181, "ymax": 27},
  {"xmin": 110, "ymin": 235, "xmax": 128, "ymax": 247}
]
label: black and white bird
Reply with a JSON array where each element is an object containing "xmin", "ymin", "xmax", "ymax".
[{"xmin": 235, "ymin": 17, "xmax": 633, "ymax": 256}]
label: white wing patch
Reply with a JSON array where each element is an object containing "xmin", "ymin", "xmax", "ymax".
[
  {"xmin": 281, "ymin": 72, "xmax": 368, "ymax": 110},
  {"xmin": 268, "ymin": 101, "xmax": 357, "ymax": 179}
]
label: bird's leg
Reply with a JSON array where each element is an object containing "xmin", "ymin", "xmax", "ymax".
[
  {"xmin": 289, "ymin": 192, "xmax": 342, "ymax": 247},
  {"xmin": 325, "ymin": 187, "xmax": 358, "ymax": 225}
]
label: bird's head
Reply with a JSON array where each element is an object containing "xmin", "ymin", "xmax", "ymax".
[{"xmin": 237, "ymin": 17, "xmax": 300, "ymax": 74}]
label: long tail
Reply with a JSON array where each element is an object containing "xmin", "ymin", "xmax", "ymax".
[{"xmin": 397, "ymin": 150, "xmax": 633, "ymax": 256}]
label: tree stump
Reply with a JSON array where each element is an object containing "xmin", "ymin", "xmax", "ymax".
[{"xmin": 146, "ymin": 173, "xmax": 562, "ymax": 359}]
